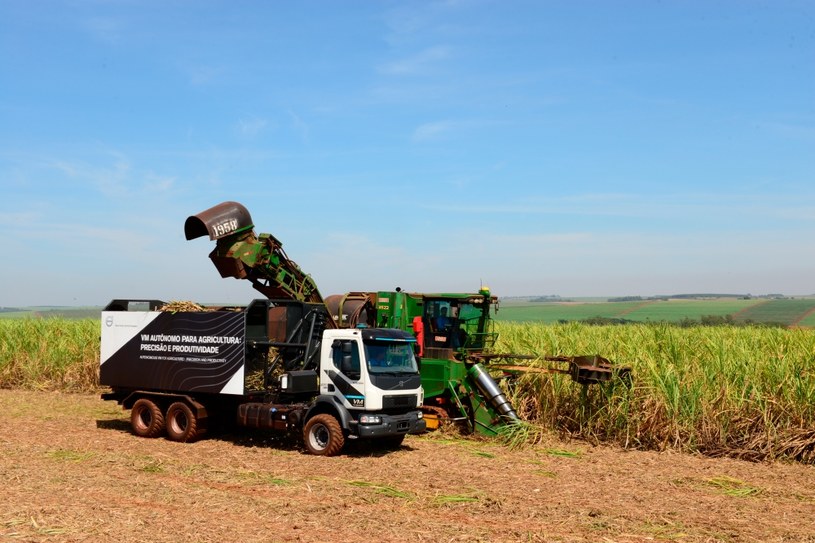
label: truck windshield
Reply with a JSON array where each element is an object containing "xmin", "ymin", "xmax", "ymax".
[{"xmin": 364, "ymin": 343, "xmax": 419, "ymax": 374}]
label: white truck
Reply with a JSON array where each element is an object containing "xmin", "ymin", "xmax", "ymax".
[{"xmin": 100, "ymin": 298, "xmax": 426, "ymax": 455}]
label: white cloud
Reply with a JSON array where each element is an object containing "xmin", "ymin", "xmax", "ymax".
[
  {"xmin": 144, "ymin": 172, "xmax": 175, "ymax": 193},
  {"xmin": 447, "ymin": 228, "xmax": 815, "ymax": 298},
  {"xmin": 378, "ymin": 46, "xmax": 452, "ymax": 76},
  {"xmin": 47, "ymin": 150, "xmax": 184, "ymax": 200},
  {"xmin": 419, "ymin": 192, "xmax": 815, "ymax": 224},
  {"xmin": 52, "ymin": 151, "xmax": 132, "ymax": 198},
  {"xmin": 412, "ymin": 120, "xmax": 454, "ymax": 142},
  {"xmin": 182, "ymin": 64, "xmax": 224, "ymax": 86},
  {"xmin": 235, "ymin": 117, "xmax": 269, "ymax": 138},
  {"xmin": 760, "ymin": 120, "xmax": 815, "ymax": 141},
  {"xmin": 287, "ymin": 110, "xmax": 310, "ymax": 143},
  {"xmin": 82, "ymin": 16, "xmax": 123, "ymax": 44},
  {"xmin": 0, "ymin": 211, "xmax": 41, "ymax": 227}
]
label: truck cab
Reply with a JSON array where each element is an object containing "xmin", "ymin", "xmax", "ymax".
[
  {"xmin": 320, "ymin": 327, "xmax": 424, "ymax": 439},
  {"xmin": 249, "ymin": 301, "xmax": 425, "ymax": 453}
]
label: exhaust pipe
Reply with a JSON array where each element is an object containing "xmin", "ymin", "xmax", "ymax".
[{"xmin": 468, "ymin": 363, "xmax": 518, "ymax": 421}]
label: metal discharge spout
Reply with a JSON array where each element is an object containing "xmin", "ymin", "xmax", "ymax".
[
  {"xmin": 468, "ymin": 363, "xmax": 518, "ymax": 421},
  {"xmin": 185, "ymin": 201, "xmax": 328, "ymax": 309},
  {"xmin": 184, "ymin": 201, "xmax": 255, "ymax": 242}
]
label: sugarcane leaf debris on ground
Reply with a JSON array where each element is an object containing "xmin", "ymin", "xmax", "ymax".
[{"xmin": 2, "ymin": 390, "xmax": 814, "ymax": 543}]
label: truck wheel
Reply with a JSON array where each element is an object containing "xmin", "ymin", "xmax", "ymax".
[
  {"xmin": 165, "ymin": 402, "xmax": 200, "ymax": 442},
  {"xmin": 303, "ymin": 414, "xmax": 345, "ymax": 456},
  {"xmin": 131, "ymin": 398, "xmax": 165, "ymax": 438}
]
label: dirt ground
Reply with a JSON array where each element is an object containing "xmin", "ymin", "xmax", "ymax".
[{"xmin": 1, "ymin": 390, "xmax": 814, "ymax": 543}]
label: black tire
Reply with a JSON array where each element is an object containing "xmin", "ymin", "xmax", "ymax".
[
  {"xmin": 303, "ymin": 414, "xmax": 345, "ymax": 456},
  {"xmin": 131, "ymin": 398, "xmax": 165, "ymax": 438},
  {"xmin": 165, "ymin": 401, "xmax": 201, "ymax": 443}
]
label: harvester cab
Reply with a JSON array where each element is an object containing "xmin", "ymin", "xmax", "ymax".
[{"xmin": 415, "ymin": 288, "xmax": 498, "ymax": 360}]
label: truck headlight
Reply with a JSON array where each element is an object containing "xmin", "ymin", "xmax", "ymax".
[
  {"xmin": 359, "ymin": 415, "xmax": 382, "ymax": 425},
  {"xmin": 417, "ymin": 412, "xmax": 423, "ymax": 419}
]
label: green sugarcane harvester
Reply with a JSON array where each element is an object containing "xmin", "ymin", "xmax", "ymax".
[{"xmin": 186, "ymin": 201, "xmax": 620, "ymax": 435}]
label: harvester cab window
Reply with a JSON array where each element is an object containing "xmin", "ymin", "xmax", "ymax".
[
  {"xmin": 424, "ymin": 300, "xmax": 477, "ymax": 350},
  {"xmin": 427, "ymin": 302, "xmax": 455, "ymax": 332},
  {"xmin": 421, "ymin": 301, "xmax": 458, "ymax": 349},
  {"xmin": 436, "ymin": 307, "xmax": 452, "ymax": 331},
  {"xmin": 455, "ymin": 303, "xmax": 483, "ymax": 348},
  {"xmin": 458, "ymin": 303, "xmax": 481, "ymax": 322}
]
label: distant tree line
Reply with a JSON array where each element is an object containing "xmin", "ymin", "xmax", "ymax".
[
  {"xmin": 525, "ymin": 294, "xmax": 794, "ymax": 303},
  {"xmin": 529, "ymin": 295, "xmax": 572, "ymax": 302},
  {"xmin": 572, "ymin": 315, "xmax": 788, "ymax": 328},
  {"xmin": 606, "ymin": 294, "xmax": 791, "ymax": 303}
]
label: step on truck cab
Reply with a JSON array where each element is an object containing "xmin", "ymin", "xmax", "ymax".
[{"xmin": 100, "ymin": 298, "xmax": 425, "ymax": 455}]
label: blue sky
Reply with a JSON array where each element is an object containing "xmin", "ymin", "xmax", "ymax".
[{"xmin": 1, "ymin": 1, "xmax": 813, "ymax": 307}]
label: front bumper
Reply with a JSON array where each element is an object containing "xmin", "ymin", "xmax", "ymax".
[{"xmin": 354, "ymin": 410, "xmax": 426, "ymax": 438}]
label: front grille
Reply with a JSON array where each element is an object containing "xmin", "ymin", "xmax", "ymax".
[{"xmin": 382, "ymin": 394, "xmax": 417, "ymax": 409}]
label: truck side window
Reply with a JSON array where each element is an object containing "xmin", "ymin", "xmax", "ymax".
[{"xmin": 332, "ymin": 340, "xmax": 360, "ymax": 380}]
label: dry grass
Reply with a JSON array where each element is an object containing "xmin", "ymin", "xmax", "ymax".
[{"xmin": 3, "ymin": 390, "xmax": 815, "ymax": 542}]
